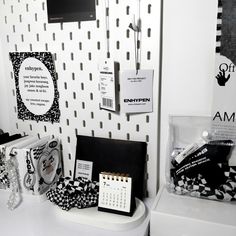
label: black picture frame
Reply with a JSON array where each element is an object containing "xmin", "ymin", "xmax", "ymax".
[{"xmin": 46, "ymin": 0, "xmax": 96, "ymax": 23}]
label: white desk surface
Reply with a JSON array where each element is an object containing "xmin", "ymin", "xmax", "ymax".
[
  {"xmin": 150, "ymin": 187, "xmax": 236, "ymax": 236},
  {"xmin": 0, "ymin": 190, "xmax": 152, "ymax": 236}
]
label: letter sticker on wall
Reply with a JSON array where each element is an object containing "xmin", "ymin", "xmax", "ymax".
[{"xmin": 9, "ymin": 52, "xmax": 60, "ymax": 123}]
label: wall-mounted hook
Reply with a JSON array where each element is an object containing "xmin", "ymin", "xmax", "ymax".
[
  {"xmin": 128, "ymin": 13, "xmax": 141, "ymax": 32},
  {"xmin": 128, "ymin": 22, "xmax": 140, "ymax": 32}
]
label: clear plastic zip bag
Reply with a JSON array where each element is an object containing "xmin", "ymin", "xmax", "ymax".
[{"xmin": 166, "ymin": 116, "xmax": 236, "ymax": 202}]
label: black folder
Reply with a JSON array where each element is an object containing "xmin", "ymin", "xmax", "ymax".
[
  {"xmin": 0, "ymin": 133, "xmax": 10, "ymax": 144},
  {"xmin": 0, "ymin": 133, "xmax": 22, "ymax": 145},
  {"xmin": 74, "ymin": 135, "xmax": 147, "ymax": 199}
]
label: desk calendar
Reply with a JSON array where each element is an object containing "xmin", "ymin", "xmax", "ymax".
[{"xmin": 98, "ymin": 172, "xmax": 135, "ymax": 216}]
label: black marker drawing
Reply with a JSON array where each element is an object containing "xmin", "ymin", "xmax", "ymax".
[{"xmin": 215, "ymin": 69, "xmax": 230, "ymax": 86}]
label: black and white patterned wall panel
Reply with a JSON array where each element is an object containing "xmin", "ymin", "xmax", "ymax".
[{"xmin": 0, "ymin": 0, "xmax": 161, "ymax": 197}]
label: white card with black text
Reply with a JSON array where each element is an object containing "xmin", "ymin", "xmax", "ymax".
[
  {"xmin": 121, "ymin": 70, "xmax": 153, "ymax": 113},
  {"xmin": 99, "ymin": 59, "xmax": 116, "ymax": 111},
  {"xmin": 74, "ymin": 160, "xmax": 93, "ymax": 181}
]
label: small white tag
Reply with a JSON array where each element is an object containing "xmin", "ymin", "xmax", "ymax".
[
  {"xmin": 99, "ymin": 59, "xmax": 116, "ymax": 111},
  {"xmin": 75, "ymin": 160, "xmax": 93, "ymax": 181},
  {"xmin": 121, "ymin": 70, "xmax": 154, "ymax": 113}
]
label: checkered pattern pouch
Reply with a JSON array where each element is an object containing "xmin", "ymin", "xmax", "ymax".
[
  {"xmin": 46, "ymin": 177, "xmax": 99, "ymax": 211},
  {"xmin": 170, "ymin": 163, "xmax": 236, "ymax": 201}
]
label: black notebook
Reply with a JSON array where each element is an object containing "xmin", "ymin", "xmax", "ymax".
[{"xmin": 74, "ymin": 135, "xmax": 147, "ymax": 199}]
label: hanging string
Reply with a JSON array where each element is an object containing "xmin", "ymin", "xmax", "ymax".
[
  {"xmin": 130, "ymin": 0, "xmax": 141, "ymax": 74},
  {"xmin": 130, "ymin": 15, "xmax": 138, "ymax": 74},
  {"xmin": 137, "ymin": 0, "xmax": 141, "ymax": 73},
  {"xmin": 105, "ymin": 0, "xmax": 110, "ymax": 58}
]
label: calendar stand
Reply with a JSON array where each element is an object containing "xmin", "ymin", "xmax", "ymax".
[
  {"xmin": 54, "ymin": 198, "xmax": 146, "ymax": 231},
  {"xmin": 98, "ymin": 172, "xmax": 135, "ymax": 216}
]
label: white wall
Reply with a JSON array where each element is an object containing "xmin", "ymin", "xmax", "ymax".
[
  {"xmin": 0, "ymin": 41, "xmax": 10, "ymax": 132},
  {"xmin": 160, "ymin": 0, "xmax": 218, "ymax": 184}
]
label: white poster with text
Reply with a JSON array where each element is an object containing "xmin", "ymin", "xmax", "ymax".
[{"xmin": 10, "ymin": 52, "xmax": 60, "ymax": 123}]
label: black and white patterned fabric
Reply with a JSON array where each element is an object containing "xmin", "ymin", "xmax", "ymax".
[
  {"xmin": 170, "ymin": 157, "xmax": 236, "ymax": 202},
  {"xmin": 0, "ymin": 162, "xmax": 9, "ymax": 187},
  {"xmin": 46, "ymin": 177, "xmax": 99, "ymax": 211}
]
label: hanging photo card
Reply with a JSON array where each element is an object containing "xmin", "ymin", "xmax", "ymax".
[
  {"xmin": 9, "ymin": 52, "xmax": 60, "ymax": 123},
  {"xmin": 120, "ymin": 70, "xmax": 153, "ymax": 113}
]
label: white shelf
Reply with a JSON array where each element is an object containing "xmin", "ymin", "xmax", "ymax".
[
  {"xmin": 150, "ymin": 187, "xmax": 236, "ymax": 236},
  {"xmin": 0, "ymin": 189, "xmax": 152, "ymax": 236},
  {"xmin": 55, "ymin": 198, "xmax": 146, "ymax": 231}
]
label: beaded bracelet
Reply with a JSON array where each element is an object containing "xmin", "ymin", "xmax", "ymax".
[{"xmin": 5, "ymin": 156, "xmax": 21, "ymax": 210}]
